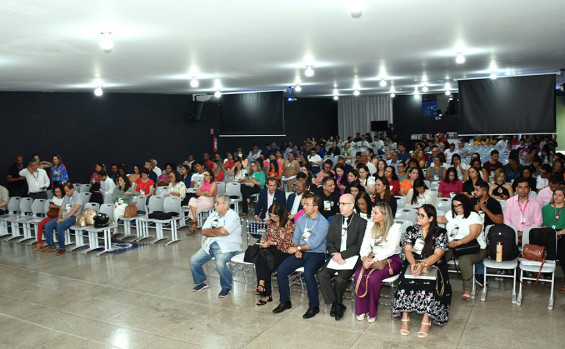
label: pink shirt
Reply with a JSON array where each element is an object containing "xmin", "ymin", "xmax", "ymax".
[
  {"xmin": 316, "ymin": 170, "xmax": 335, "ymax": 185},
  {"xmin": 201, "ymin": 181, "xmax": 217, "ymax": 196},
  {"xmin": 438, "ymin": 180, "xmax": 463, "ymax": 198},
  {"xmin": 293, "ymin": 209, "xmax": 305, "ymax": 223},
  {"xmin": 503, "ymin": 195, "xmax": 543, "ymax": 230},
  {"xmin": 537, "ymin": 186, "xmax": 553, "ymax": 207}
]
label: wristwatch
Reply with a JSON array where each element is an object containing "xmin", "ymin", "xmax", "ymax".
[
  {"xmin": 422, "ymin": 261, "xmax": 428, "ymax": 267},
  {"xmin": 297, "ymin": 245, "xmax": 302, "ymax": 251}
]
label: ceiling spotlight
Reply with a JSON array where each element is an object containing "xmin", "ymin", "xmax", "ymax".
[
  {"xmin": 353, "ymin": 89, "xmax": 360, "ymax": 96},
  {"xmin": 333, "ymin": 95, "xmax": 339, "ymax": 101},
  {"xmin": 445, "ymin": 90, "xmax": 451, "ymax": 95},
  {"xmin": 288, "ymin": 93, "xmax": 298, "ymax": 102},
  {"xmin": 379, "ymin": 79, "xmax": 387, "ymax": 87},
  {"xmin": 348, "ymin": 0, "xmax": 364, "ymax": 18},
  {"xmin": 214, "ymin": 90, "xmax": 222, "ymax": 98},
  {"xmin": 490, "ymin": 72, "xmax": 498, "ymax": 80},
  {"xmin": 304, "ymin": 66, "xmax": 314, "ymax": 77},
  {"xmin": 455, "ymin": 53, "xmax": 465, "ymax": 64},
  {"xmin": 294, "ymin": 85, "xmax": 302, "ymax": 92},
  {"xmin": 333, "ymin": 88, "xmax": 339, "ymax": 95},
  {"xmin": 390, "ymin": 93, "xmax": 396, "ymax": 98},
  {"xmin": 445, "ymin": 82, "xmax": 452, "ymax": 90},
  {"xmin": 190, "ymin": 79, "xmax": 199, "ymax": 88},
  {"xmin": 99, "ymin": 32, "xmax": 113, "ymax": 53},
  {"xmin": 389, "ymin": 86, "xmax": 396, "ymax": 93},
  {"xmin": 422, "ymin": 86, "xmax": 429, "ymax": 92},
  {"xmin": 94, "ymin": 86, "xmax": 103, "ymax": 97}
]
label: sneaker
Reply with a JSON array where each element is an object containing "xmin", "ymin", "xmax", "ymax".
[
  {"xmin": 192, "ymin": 282, "xmax": 209, "ymax": 292},
  {"xmin": 475, "ymin": 274, "xmax": 484, "ymax": 288},
  {"xmin": 218, "ymin": 287, "xmax": 231, "ymax": 298}
]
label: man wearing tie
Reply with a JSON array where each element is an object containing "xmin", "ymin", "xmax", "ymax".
[{"xmin": 317, "ymin": 193, "xmax": 367, "ymax": 320}]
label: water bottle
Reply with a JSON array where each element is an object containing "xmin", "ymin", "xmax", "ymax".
[{"xmin": 496, "ymin": 242, "xmax": 503, "ymax": 263}]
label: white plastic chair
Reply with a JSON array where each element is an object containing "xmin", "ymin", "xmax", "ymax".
[
  {"xmin": 84, "ymin": 202, "xmax": 100, "ymax": 211},
  {"xmin": 229, "ymin": 252, "xmax": 256, "ymax": 286},
  {"xmin": 437, "ymin": 198, "xmax": 451, "ymax": 213},
  {"xmin": 80, "ymin": 192, "xmax": 92, "ymax": 203},
  {"xmin": 0, "ymin": 197, "xmax": 22, "ymax": 236},
  {"xmin": 395, "ymin": 208, "xmax": 416, "ymax": 223},
  {"xmin": 73, "ymin": 183, "xmax": 81, "ymax": 191},
  {"xmin": 11, "ymin": 198, "xmax": 34, "ymax": 242},
  {"xmin": 136, "ymin": 196, "xmax": 164, "ymax": 241},
  {"xmin": 79, "ymin": 184, "xmax": 91, "ymax": 193},
  {"xmin": 23, "ymin": 199, "xmax": 47, "ymax": 245},
  {"xmin": 226, "ymin": 182, "xmax": 243, "ymax": 212},
  {"xmin": 517, "ymin": 227, "xmax": 557, "ymax": 310},
  {"xmin": 83, "ymin": 204, "xmax": 118, "ymax": 256},
  {"xmin": 394, "ymin": 196, "xmax": 406, "ymax": 208},
  {"xmin": 117, "ymin": 196, "xmax": 145, "ymax": 240},
  {"xmin": 481, "ymin": 225, "xmax": 519, "ymax": 303},
  {"xmin": 216, "ymin": 182, "xmax": 226, "ymax": 196},
  {"xmin": 147, "ymin": 196, "xmax": 182, "ymax": 245}
]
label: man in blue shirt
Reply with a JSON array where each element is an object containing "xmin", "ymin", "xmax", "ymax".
[
  {"xmin": 397, "ymin": 142, "xmax": 411, "ymax": 162},
  {"xmin": 273, "ymin": 192, "xmax": 330, "ymax": 319}
]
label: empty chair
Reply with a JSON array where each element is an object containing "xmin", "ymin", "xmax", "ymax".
[
  {"xmin": 395, "ymin": 208, "xmax": 417, "ymax": 223},
  {"xmin": 437, "ymin": 198, "xmax": 451, "ymax": 213},
  {"xmin": 216, "ymin": 182, "xmax": 226, "ymax": 196},
  {"xmin": 79, "ymin": 184, "xmax": 92, "ymax": 193},
  {"xmin": 394, "ymin": 196, "xmax": 406, "ymax": 208},
  {"xmin": 146, "ymin": 196, "xmax": 182, "ymax": 245},
  {"xmin": 80, "ymin": 192, "xmax": 92, "ymax": 203},
  {"xmin": 84, "ymin": 202, "xmax": 100, "ymax": 211},
  {"xmin": 117, "ymin": 196, "xmax": 146, "ymax": 240},
  {"xmin": 10, "ymin": 197, "xmax": 34, "ymax": 242},
  {"xmin": 23, "ymin": 199, "xmax": 47, "ymax": 245},
  {"xmin": 136, "ymin": 196, "xmax": 165, "ymax": 241},
  {"xmin": 225, "ymin": 182, "xmax": 243, "ymax": 212},
  {"xmin": 0, "ymin": 197, "xmax": 22, "ymax": 236}
]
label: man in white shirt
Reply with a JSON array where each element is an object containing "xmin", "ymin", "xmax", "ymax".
[
  {"xmin": 495, "ymin": 136, "xmax": 508, "ymax": 151},
  {"xmin": 307, "ymin": 148, "xmax": 323, "ymax": 175},
  {"xmin": 150, "ymin": 159, "xmax": 162, "ymax": 176},
  {"xmin": 287, "ymin": 180, "xmax": 306, "ymax": 220},
  {"xmin": 356, "ymin": 135, "xmax": 371, "ymax": 148},
  {"xmin": 457, "ymin": 141, "xmax": 471, "ymax": 157},
  {"xmin": 386, "ymin": 151, "xmax": 400, "ymax": 171},
  {"xmin": 362, "ymin": 152, "xmax": 377, "ymax": 175},
  {"xmin": 190, "ymin": 194, "xmax": 242, "ymax": 298},
  {"xmin": 536, "ymin": 164, "xmax": 551, "ymax": 191},
  {"xmin": 98, "ymin": 170, "xmax": 116, "ymax": 195},
  {"xmin": 372, "ymin": 136, "xmax": 385, "ymax": 155},
  {"xmin": 19, "ymin": 158, "xmax": 49, "ymax": 199},
  {"xmin": 443, "ymin": 143, "xmax": 459, "ymax": 163},
  {"xmin": 248, "ymin": 145, "xmax": 262, "ymax": 163}
]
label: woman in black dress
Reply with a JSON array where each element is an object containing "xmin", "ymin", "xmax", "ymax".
[{"xmin": 392, "ymin": 204, "xmax": 451, "ymax": 339}]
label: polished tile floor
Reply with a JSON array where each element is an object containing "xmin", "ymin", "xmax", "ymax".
[{"xmin": 1, "ymin": 225, "xmax": 565, "ymax": 349}]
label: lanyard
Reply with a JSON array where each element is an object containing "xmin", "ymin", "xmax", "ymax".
[
  {"xmin": 305, "ymin": 217, "xmax": 318, "ymax": 231},
  {"xmin": 554, "ymin": 205, "xmax": 564, "ymax": 224},
  {"xmin": 518, "ymin": 199, "xmax": 529, "ymax": 219}
]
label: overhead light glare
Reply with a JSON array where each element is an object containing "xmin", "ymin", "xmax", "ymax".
[
  {"xmin": 304, "ymin": 66, "xmax": 314, "ymax": 77},
  {"xmin": 190, "ymin": 79, "xmax": 199, "ymax": 88},
  {"xmin": 414, "ymin": 87, "xmax": 419, "ymax": 95},
  {"xmin": 94, "ymin": 86, "xmax": 103, "ymax": 97},
  {"xmin": 445, "ymin": 82, "xmax": 452, "ymax": 90},
  {"xmin": 333, "ymin": 88, "xmax": 339, "ymax": 95},
  {"xmin": 445, "ymin": 90, "xmax": 451, "ymax": 95},
  {"xmin": 490, "ymin": 72, "xmax": 498, "ymax": 80},
  {"xmin": 422, "ymin": 86, "xmax": 429, "ymax": 92},
  {"xmin": 99, "ymin": 32, "xmax": 113, "ymax": 53},
  {"xmin": 294, "ymin": 85, "xmax": 302, "ymax": 92},
  {"xmin": 214, "ymin": 91, "xmax": 222, "ymax": 98},
  {"xmin": 353, "ymin": 89, "xmax": 360, "ymax": 96},
  {"xmin": 455, "ymin": 53, "xmax": 465, "ymax": 64},
  {"xmin": 390, "ymin": 93, "xmax": 396, "ymax": 98},
  {"xmin": 348, "ymin": 0, "xmax": 364, "ymax": 18},
  {"xmin": 333, "ymin": 95, "xmax": 339, "ymax": 101}
]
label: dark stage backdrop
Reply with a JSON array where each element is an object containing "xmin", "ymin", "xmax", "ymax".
[{"xmin": 0, "ymin": 92, "xmax": 336, "ymax": 186}]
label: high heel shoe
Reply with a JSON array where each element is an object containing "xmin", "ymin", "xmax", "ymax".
[
  {"xmin": 34, "ymin": 243, "xmax": 43, "ymax": 251},
  {"xmin": 256, "ymin": 296, "xmax": 272, "ymax": 306},
  {"xmin": 252, "ymin": 285, "xmax": 265, "ymax": 295},
  {"xmin": 417, "ymin": 321, "xmax": 431, "ymax": 338},
  {"xmin": 400, "ymin": 319, "xmax": 410, "ymax": 336}
]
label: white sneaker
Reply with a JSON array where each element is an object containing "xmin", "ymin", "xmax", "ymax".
[
  {"xmin": 367, "ymin": 317, "xmax": 376, "ymax": 323},
  {"xmin": 356, "ymin": 313, "xmax": 366, "ymax": 321}
]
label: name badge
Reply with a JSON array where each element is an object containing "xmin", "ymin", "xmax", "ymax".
[
  {"xmin": 373, "ymin": 237, "xmax": 382, "ymax": 247},
  {"xmin": 552, "ymin": 225, "xmax": 556, "ymax": 229},
  {"xmin": 434, "ymin": 175, "xmax": 439, "ymax": 181},
  {"xmin": 520, "ymin": 217, "xmax": 526, "ymax": 224},
  {"xmin": 324, "ymin": 200, "xmax": 331, "ymax": 211},
  {"xmin": 413, "ymin": 238, "xmax": 425, "ymax": 254},
  {"xmin": 302, "ymin": 228, "xmax": 312, "ymax": 241}
]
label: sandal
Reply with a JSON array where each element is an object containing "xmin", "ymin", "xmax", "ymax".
[
  {"xmin": 33, "ymin": 243, "xmax": 44, "ymax": 251},
  {"xmin": 462, "ymin": 293, "xmax": 471, "ymax": 301},
  {"xmin": 252, "ymin": 285, "xmax": 265, "ymax": 295},
  {"xmin": 418, "ymin": 321, "xmax": 431, "ymax": 338},
  {"xmin": 187, "ymin": 223, "xmax": 197, "ymax": 232},
  {"xmin": 256, "ymin": 296, "xmax": 272, "ymax": 306},
  {"xmin": 400, "ymin": 319, "xmax": 410, "ymax": 336}
]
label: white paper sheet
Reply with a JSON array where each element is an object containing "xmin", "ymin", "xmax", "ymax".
[{"xmin": 327, "ymin": 256, "xmax": 359, "ymax": 270}]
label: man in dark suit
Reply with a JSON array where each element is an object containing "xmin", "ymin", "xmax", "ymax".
[
  {"xmin": 254, "ymin": 177, "xmax": 286, "ymax": 221},
  {"xmin": 286, "ymin": 179, "xmax": 306, "ymax": 220},
  {"xmin": 317, "ymin": 193, "xmax": 366, "ymax": 321}
]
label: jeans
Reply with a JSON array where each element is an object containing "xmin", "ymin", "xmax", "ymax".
[
  {"xmin": 190, "ymin": 241, "xmax": 238, "ymax": 289},
  {"xmin": 44, "ymin": 216, "xmax": 76, "ymax": 250},
  {"xmin": 276, "ymin": 252, "xmax": 325, "ymax": 307}
]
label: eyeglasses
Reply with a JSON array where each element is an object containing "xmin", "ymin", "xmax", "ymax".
[
  {"xmin": 453, "ymin": 203, "xmax": 463, "ymax": 209},
  {"xmin": 303, "ymin": 203, "xmax": 316, "ymax": 207},
  {"xmin": 417, "ymin": 214, "xmax": 426, "ymax": 219},
  {"xmin": 338, "ymin": 202, "xmax": 353, "ymax": 206}
]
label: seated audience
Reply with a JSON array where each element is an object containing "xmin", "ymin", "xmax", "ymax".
[
  {"xmin": 266, "ymin": 159, "xmax": 283, "ymax": 184},
  {"xmin": 254, "ymin": 177, "xmax": 286, "ymax": 221},
  {"xmin": 34, "ymin": 185, "xmax": 65, "ymax": 250},
  {"xmin": 318, "ymin": 193, "xmax": 366, "ymax": 321},
  {"xmin": 438, "ymin": 167, "xmax": 463, "ymax": 198},
  {"xmin": 489, "ymin": 168, "xmax": 513, "ymax": 200},
  {"xmin": 316, "ymin": 160, "xmax": 334, "ymax": 185},
  {"xmin": 384, "ymin": 165, "xmax": 400, "ymax": 196},
  {"xmin": 240, "ymin": 160, "xmax": 266, "ymax": 215},
  {"xmin": 346, "ymin": 180, "xmax": 365, "ymax": 199},
  {"xmin": 387, "ymin": 151, "xmax": 401, "ymax": 171},
  {"xmin": 189, "ymin": 194, "xmax": 242, "ymax": 298},
  {"xmin": 437, "ymin": 194, "xmax": 484, "ymax": 301},
  {"xmin": 212, "ymin": 161, "xmax": 225, "ymax": 182},
  {"xmin": 112, "ymin": 174, "xmax": 139, "ymax": 204},
  {"xmin": 109, "ymin": 164, "xmax": 119, "ymax": 182},
  {"xmin": 405, "ymin": 178, "xmax": 436, "ymax": 209},
  {"xmin": 469, "ymin": 158, "xmax": 489, "ymax": 181},
  {"xmin": 166, "ymin": 170, "xmax": 187, "ymax": 201},
  {"xmin": 157, "ymin": 163, "xmax": 175, "ymax": 187},
  {"xmin": 536, "ymin": 164, "xmax": 552, "ymax": 191},
  {"xmin": 144, "ymin": 160, "xmax": 158, "ymax": 183},
  {"xmin": 538, "ymin": 173, "xmax": 564, "ymax": 207},
  {"xmin": 99, "ymin": 170, "xmax": 116, "ymax": 195},
  {"xmin": 425, "ymin": 156, "xmax": 446, "ymax": 182},
  {"xmin": 20, "ymin": 157, "xmax": 50, "ymax": 199},
  {"xmin": 355, "ymin": 191, "xmax": 373, "ymax": 221},
  {"xmin": 541, "ymin": 186, "xmax": 565, "ymax": 292},
  {"xmin": 228, "ymin": 157, "xmax": 247, "ymax": 182},
  {"xmin": 286, "ymin": 179, "xmax": 305, "ymax": 221},
  {"xmin": 505, "ymin": 158, "xmax": 522, "ymax": 182},
  {"xmin": 354, "ymin": 202, "xmax": 402, "ymax": 323},
  {"xmin": 483, "ymin": 149, "xmax": 503, "ymax": 176},
  {"xmin": 43, "ymin": 183, "xmax": 84, "ymax": 256},
  {"xmin": 512, "ymin": 166, "xmax": 536, "ymax": 192},
  {"xmin": 462, "ymin": 166, "xmax": 482, "ymax": 198},
  {"xmin": 49, "ymin": 154, "xmax": 69, "ymax": 187},
  {"xmin": 282, "ymin": 152, "xmax": 300, "ymax": 191},
  {"xmin": 223, "ymin": 152, "xmax": 235, "ymax": 170},
  {"xmin": 134, "ymin": 168, "xmax": 155, "ymax": 199},
  {"xmin": 334, "ymin": 163, "xmax": 349, "ymax": 195},
  {"xmin": 128, "ymin": 164, "xmax": 141, "ymax": 185},
  {"xmin": 374, "ymin": 177, "xmax": 398, "ymax": 216},
  {"xmin": 307, "ymin": 147, "xmax": 323, "ymax": 175},
  {"xmin": 187, "ymin": 170, "xmax": 218, "ymax": 232},
  {"xmin": 253, "ymin": 203, "xmax": 296, "ymax": 305},
  {"xmin": 180, "ymin": 165, "xmax": 192, "ymax": 189},
  {"xmin": 447, "ymin": 154, "xmax": 469, "ymax": 181},
  {"xmin": 315, "ymin": 177, "xmax": 340, "ymax": 219},
  {"xmin": 273, "ymin": 192, "xmax": 330, "ymax": 319},
  {"xmin": 399, "ymin": 167, "xmax": 422, "ymax": 196},
  {"xmin": 393, "ymin": 204, "xmax": 451, "ymax": 336},
  {"xmin": 503, "ymin": 177, "xmax": 542, "ymax": 235}
]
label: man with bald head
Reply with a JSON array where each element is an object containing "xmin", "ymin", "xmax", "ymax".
[{"xmin": 317, "ymin": 193, "xmax": 367, "ymax": 320}]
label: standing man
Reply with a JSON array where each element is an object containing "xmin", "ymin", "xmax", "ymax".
[
  {"xmin": 317, "ymin": 193, "xmax": 366, "ymax": 320},
  {"xmin": 43, "ymin": 183, "xmax": 83, "ymax": 255},
  {"xmin": 503, "ymin": 178, "xmax": 542, "ymax": 237},
  {"xmin": 5, "ymin": 155, "xmax": 27, "ymax": 197},
  {"xmin": 190, "ymin": 194, "xmax": 242, "ymax": 298},
  {"xmin": 20, "ymin": 157, "xmax": 50, "ymax": 199},
  {"xmin": 254, "ymin": 177, "xmax": 286, "ymax": 221},
  {"xmin": 273, "ymin": 192, "xmax": 330, "ymax": 319},
  {"xmin": 315, "ymin": 177, "xmax": 340, "ymax": 220}
]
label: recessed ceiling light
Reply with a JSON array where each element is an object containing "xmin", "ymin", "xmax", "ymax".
[
  {"xmin": 422, "ymin": 86, "xmax": 429, "ymax": 92},
  {"xmin": 414, "ymin": 87, "xmax": 419, "ymax": 95},
  {"xmin": 333, "ymin": 95, "xmax": 339, "ymax": 101},
  {"xmin": 455, "ymin": 53, "xmax": 465, "ymax": 64},
  {"xmin": 94, "ymin": 86, "xmax": 103, "ymax": 96},
  {"xmin": 390, "ymin": 93, "xmax": 396, "ymax": 98},
  {"xmin": 99, "ymin": 32, "xmax": 113, "ymax": 53},
  {"xmin": 354, "ymin": 89, "xmax": 360, "ymax": 96},
  {"xmin": 490, "ymin": 72, "xmax": 498, "ymax": 80},
  {"xmin": 190, "ymin": 79, "xmax": 199, "ymax": 88},
  {"xmin": 379, "ymin": 79, "xmax": 387, "ymax": 87},
  {"xmin": 305, "ymin": 66, "xmax": 314, "ymax": 77},
  {"xmin": 295, "ymin": 85, "xmax": 302, "ymax": 92},
  {"xmin": 214, "ymin": 91, "xmax": 222, "ymax": 98},
  {"xmin": 348, "ymin": 0, "xmax": 364, "ymax": 18},
  {"xmin": 445, "ymin": 90, "xmax": 451, "ymax": 95}
]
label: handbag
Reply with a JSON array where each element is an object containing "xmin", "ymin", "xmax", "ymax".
[
  {"xmin": 243, "ymin": 244, "xmax": 261, "ymax": 263},
  {"xmin": 123, "ymin": 202, "xmax": 138, "ymax": 218},
  {"xmin": 93, "ymin": 213, "xmax": 110, "ymax": 228},
  {"xmin": 82, "ymin": 208, "xmax": 97, "ymax": 226},
  {"xmin": 355, "ymin": 253, "xmax": 394, "ymax": 298},
  {"xmin": 520, "ymin": 244, "xmax": 547, "ymax": 289},
  {"xmin": 76, "ymin": 215, "xmax": 86, "ymax": 227},
  {"xmin": 453, "ymin": 239, "xmax": 480, "ymax": 256},
  {"xmin": 46, "ymin": 206, "xmax": 59, "ymax": 219}
]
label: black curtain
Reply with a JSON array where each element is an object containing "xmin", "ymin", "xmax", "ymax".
[{"xmin": 458, "ymin": 75, "xmax": 555, "ymax": 135}]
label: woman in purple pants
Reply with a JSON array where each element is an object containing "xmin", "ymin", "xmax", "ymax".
[{"xmin": 353, "ymin": 202, "xmax": 403, "ymax": 323}]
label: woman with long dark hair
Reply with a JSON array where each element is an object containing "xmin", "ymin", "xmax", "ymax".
[
  {"xmin": 405, "ymin": 178, "xmax": 436, "ymax": 209},
  {"xmin": 393, "ymin": 204, "xmax": 451, "ymax": 337},
  {"xmin": 355, "ymin": 191, "xmax": 373, "ymax": 221},
  {"xmin": 384, "ymin": 166, "xmax": 400, "ymax": 196},
  {"xmin": 374, "ymin": 177, "xmax": 397, "ymax": 216},
  {"xmin": 187, "ymin": 170, "xmax": 217, "ymax": 232},
  {"xmin": 438, "ymin": 167, "xmax": 463, "ymax": 198}
]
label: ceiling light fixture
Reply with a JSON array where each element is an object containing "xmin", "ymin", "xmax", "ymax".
[
  {"xmin": 333, "ymin": 95, "xmax": 339, "ymax": 101},
  {"xmin": 422, "ymin": 86, "xmax": 429, "ymax": 92},
  {"xmin": 445, "ymin": 90, "xmax": 451, "ymax": 95},
  {"xmin": 455, "ymin": 53, "xmax": 465, "ymax": 64},
  {"xmin": 304, "ymin": 66, "xmax": 314, "ymax": 77},
  {"xmin": 99, "ymin": 32, "xmax": 113, "ymax": 53},
  {"xmin": 348, "ymin": 0, "xmax": 364, "ymax": 18},
  {"xmin": 390, "ymin": 93, "xmax": 396, "ymax": 98},
  {"xmin": 333, "ymin": 88, "xmax": 339, "ymax": 95},
  {"xmin": 288, "ymin": 93, "xmax": 298, "ymax": 102},
  {"xmin": 294, "ymin": 85, "xmax": 302, "ymax": 92},
  {"xmin": 190, "ymin": 78, "xmax": 199, "ymax": 88},
  {"xmin": 444, "ymin": 82, "xmax": 452, "ymax": 90},
  {"xmin": 414, "ymin": 87, "xmax": 419, "ymax": 95},
  {"xmin": 94, "ymin": 86, "xmax": 103, "ymax": 97},
  {"xmin": 214, "ymin": 91, "xmax": 222, "ymax": 98},
  {"xmin": 379, "ymin": 79, "xmax": 387, "ymax": 87},
  {"xmin": 354, "ymin": 89, "xmax": 360, "ymax": 96},
  {"xmin": 490, "ymin": 72, "xmax": 498, "ymax": 80}
]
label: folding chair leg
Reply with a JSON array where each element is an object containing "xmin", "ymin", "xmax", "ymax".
[
  {"xmin": 97, "ymin": 228, "xmax": 117, "ymax": 256},
  {"xmin": 516, "ymin": 269, "xmax": 523, "ymax": 306},
  {"xmin": 471, "ymin": 264, "xmax": 476, "ymax": 300},
  {"xmin": 17, "ymin": 224, "xmax": 34, "ymax": 243},
  {"xmin": 82, "ymin": 231, "xmax": 102, "ymax": 254},
  {"xmin": 70, "ymin": 230, "xmax": 87, "ymax": 251},
  {"xmin": 150, "ymin": 222, "xmax": 166, "ymax": 244},
  {"xmin": 549, "ymin": 272, "xmax": 555, "ymax": 310},
  {"xmin": 166, "ymin": 221, "xmax": 181, "ymax": 245},
  {"xmin": 8, "ymin": 222, "xmax": 22, "ymax": 240},
  {"xmin": 511, "ymin": 268, "xmax": 517, "ymax": 304}
]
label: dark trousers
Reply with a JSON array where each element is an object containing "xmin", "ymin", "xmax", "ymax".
[
  {"xmin": 558, "ymin": 237, "xmax": 565, "ymax": 275},
  {"xmin": 28, "ymin": 192, "xmax": 47, "ymax": 200},
  {"xmin": 317, "ymin": 262, "xmax": 357, "ymax": 305},
  {"xmin": 240, "ymin": 185, "xmax": 260, "ymax": 214},
  {"xmin": 255, "ymin": 248, "xmax": 291, "ymax": 296},
  {"xmin": 276, "ymin": 252, "xmax": 325, "ymax": 307}
]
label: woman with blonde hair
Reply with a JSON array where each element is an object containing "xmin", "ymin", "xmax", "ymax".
[{"xmin": 353, "ymin": 202, "xmax": 403, "ymax": 323}]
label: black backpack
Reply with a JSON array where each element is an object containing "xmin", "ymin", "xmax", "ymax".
[
  {"xmin": 93, "ymin": 213, "xmax": 110, "ymax": 228},
  {"xmin": 486, "ymin": 224, "xmax": 519, "ymax": 261},
  {"xmin": 528, "ymin": 227, "xmax": 557, "ymax": 260}
]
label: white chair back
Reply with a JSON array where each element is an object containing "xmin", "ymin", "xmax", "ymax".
[
  {"xmin": 80, "ymin": 184, "xmax": 92, "ymax": 193},
  {"xmin": 19, "ymin": 197, "xmax": 34, "ymax": 215},
  {"xmin": 133, "ymin": 196, "xmax": 147, "ymax": 213},
  {"xmin": 226, "ymin": 182, "xmax": 242, "ymax": 200},
  {"xmin": 7, "ymin": 197, "xmax": 21, "ymax": 214},
  {"xmin": 146, "ymin": 196, "xmax": 165, "ymax": 214},
  {"xmin": 73, "ymin": 183, "xmax": 81, "ymax": 191},
  {"xmin": 216, "ymin": 182, "xmax": 226, "ymax": 195},
  {"xmin": 84, "ymin": 202, "xmax": 100, "ymax": 211},
  {"xmin": 99, "ymin": 204, "xmax": 115, "ymax": 221},
  {"xmin": 43, "ymin": 200, "xmax": 51, "ymax": 214},
  {"xmin": 437, "ymin": 198, "xmax": 451, "ymax": 213},
  {"xmin": 80, "ymin": 192, "xmax": 92, "ymax": 203},
  {"xmin": 31, "ymin": 199, "xmax": 46, "ymax": 217},
  {"xmin": 163, "ymin": 196, "xmax": 182, "ymax": 214}
]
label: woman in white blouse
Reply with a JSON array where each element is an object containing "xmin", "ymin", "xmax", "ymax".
[
  {"xmin": 353, "ymin": 202, "xmax": 403, "ymax": 323},
  {"xmin": 437, "ymin": 194, "xmax": 485, "ymax": 301},
  {"xmin": 358, "ymin": 165, "xmax": 376, "ymax": 195},
  {"xmin": 405, "ymin": 178, "xmax": 436, "ymax": 209},
  {"xmin": 228, "ymin": 158, "xmax": 247, "ymax": 182},
  {"xmin": 166, "ymin": 171, "xmax": 187, "ymax": 200},
  {"xmin": 35, "ymin": 185, "xmax": 65, "ymax": 250}
]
